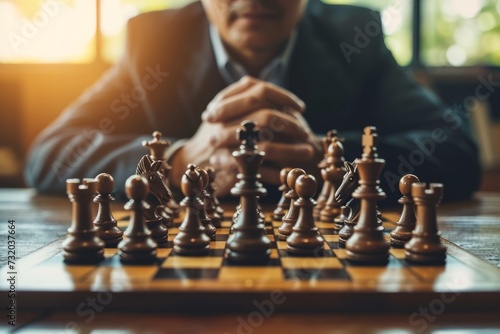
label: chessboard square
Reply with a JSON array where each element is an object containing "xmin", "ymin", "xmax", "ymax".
[
  {"xmin": 169, "ymin": 228, "xmax": 180, "ymax": 235},
  {"xmin": 215, "ymin": 234, "xmax": 229, "ymax": 241},
  {"xmin": 270, "ymin": 249, "xmax": 279, "ymax": 259},
  {"xmin": 217, "ymin": 228, "xmax": 230, "ymax": 234},
  {"xmin": 346, "ymin": 258, "xmax": 418, "ymax": 283},
  {"xmin": 221, "ymin": 221, "xmax": 232, "ymax": 228},
  {"xmin": 210, "ymin": 241, "xmax": 226, "ymax": 249},
  {"xmin": 281, "ymin": 257, "xmax": 343, "ymax": 269},
  {"xmin": 104, "ymin": 248, "xmax": 118, "ymax": 258},
  {"xmin": 284, "ymin": 268, "xmax": 350, "ymax": 281},
  {"xmin": 277, "ymin": 241, "xmax": 288, "ymax": 250},
  {"xmin": 333, "ymin": 249, "xmax": 348, "ymax": 259},
  {"xmin": 272, "ymin": 222, "xmax": 282, "ymax": 228},
  {"xmin": 222, "ymin": 257, "xmax": 281, "ymax": 267},
  {"xmin": 162, "ymin": 256, "xmax": 222, "ymax": 268},
  {"xmin": 219, "ymin": 267, "xmax": 282, "ymax": 282},
  {"xmin": 328, "ymin": 242, "xmax": 340, "ymax": 250},
  {"xmin": 154, "ymin": 268, "xmax": 219, "ymax": 280},
  {"xmin": 279, "ymin": 248, "xmax": 334, "ymax": 258},
  {"xmin": 319, "ymin": 228, "xmax": 337, "ymax": 235},
  {"xmin": 323, "ymin": 235, "xmax": 339, "ymax": 242},
  {"xmin": 390, "ymin": 248, "xmax": 406, "ymax": 259},
  {"xmin": 316, "ymin": 222, "xmax": 336, "ymax": 229}
]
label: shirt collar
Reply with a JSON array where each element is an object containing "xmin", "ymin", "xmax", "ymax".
[{"xmin": 209, "ymin": 24, "xmax": 297, "ymax": 86}]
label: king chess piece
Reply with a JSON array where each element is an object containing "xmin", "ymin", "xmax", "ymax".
[
  {"xmin": 226, "ymin": 121, "xmax": 271, "ymax": 264},
  {"xmin": 93, "ymin": 173, "xmax": 123, "ymax": 247},
  {"xmin": 63, "ymin": 178, "xmax": 104, "ymax": 264},
  {"xmin": 390, "ymin": 174, "xmax": 420, "ymax": 248},
  {"xmin": 345, "ymin": 127, "xmax": 390, "ymax": 265}
]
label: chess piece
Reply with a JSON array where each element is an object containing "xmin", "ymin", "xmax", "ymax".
[
  {"xmin": 314, "ymin": 130, "xmax": 335, "ymax": 219},
  {"xmin": 118, "ymin": 175, "xmax": 158, "ymax": 264},
  {"xmin": 93, "ymin": 173, "xmax": 123, "ymax": 247},
  {"xmin": 197, "ymin": 167, "xmax": 217, "ymax": 240},
  {"xmin": 272, "ymin": 167, "xmax": 292, "ymax": 221},
  {"xmin": 345, "ymin": 127, "xmax": 389, "ymax": 265},
  {"xmin": 136, "ymin": 155, "xmax": 169, "ymax": 246},
  {"xmin": 390, "ymin": 174, "xmax": 420, "ymax": 248},
  {"xmin": 334, "ymin": 161, "xmax": 361, "ymax": 224},
  {"xmin": 405, "ymin": 183, "xmax": 446, "ymax": 264},
  {"xmin": 337, "ymin": 206, "xmax": 354, "ymax": 247},
  {"xmin": 319, "ymin": 138, "xmax": 346, "ymax": 223},
  {"xmin": 63, "ymin": 179, "xmax": 104, "ymax": 264},
  {"xmin": 174, "ymin": 165, "xmax": 211, "ymax": 255},
  {"xmin": 287, "ymin": 174, "xmax": 324, "ymax": 256},
  {"xmin": 277, "ymin": 168, "xmax": 306, "ymax": 241},
  {"xmin": 204, "ymin": 166, "xmax": 222, "ymax": 228},
  {"xmin": 226, "ymin": 121, "xmax": 271, "ymax": 264},
  {"xmin": 142, "ymin": 131, "xmax": 180, "ymax": 219}
]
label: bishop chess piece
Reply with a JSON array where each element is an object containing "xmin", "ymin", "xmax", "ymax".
[
  {"xmin": 337, "ymin": 206, "xmax": 354, "ymax": 247},
  {"xmin": 93, "ymin": 173, "xmax": 123, "ymax": 247},
  {"xmin": 197, "ymin": 167, "xmax": 217, "ymax": 240},
  {"xmin": 174, "ymin": 165, "xmax": 210, "ymax": 255},
  {"xmin": 287, "ymin": 174, "xmax": 324, "ymax": 256},
  {"xmin": 63, "ymin": 179, "xmax": 104, "ymax": 264},
  {"xmin": 277, "ymin": 168, "xmax": 306, "ymax": 241},
  {"xmin": 204, "ymin": 166, "xmax": 222, "ymax": 228},
  {"xmin": 390, "ymin": 174, "xmax": 420, "ymax": 248},
  {"xmin": 118, "ymin": 175, "xmax": 158, "ymax": 264},
  {"xmin": 405, "ymin": 183, "xmax": 446, "ymax": 264},
  {"xmin": 143, "ymin": 131, "xmax": 180, "ymax": 219},
  {"xmin": 272, "ymin": 167, "xmax": 292, "ymax": 221},
  {"xmin": 345, "ymin": 127, "xmax": 390, "ymax": 265},
  {"xmin": 226, "ymin": 121, "xmax": 271, "ymax": 264}
]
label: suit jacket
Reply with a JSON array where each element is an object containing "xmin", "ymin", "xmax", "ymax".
[{"xmin": 25, "ymin": 0, "xmax": 481, "ymax": 202}]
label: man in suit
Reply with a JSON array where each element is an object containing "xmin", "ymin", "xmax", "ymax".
[{"xmin": 24, "ymin": 0, "xmax": 481, "ymax": 202}]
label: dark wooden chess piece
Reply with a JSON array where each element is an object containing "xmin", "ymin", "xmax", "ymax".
[
  {"xmin": 405, "ymin": 183, "xmax": 446, "ymax": 264},
  {"xmin": 197, "ymin": 167, "xmax": 217, "ymax": 240},
  {"xmin": 142, "ymin": 131, "xmax": 180, "ymax": 219},
  {"xmin": 319, "ymin": 138, "xmax": 346, "ymax": 224},
  {"xmin": 287, "ymin": 174, "xmax": 324, "ymax": 256},
  {"xmin": 272, "ymin": 167, "xmax": 292, "ymax": 221},
  {"xmin": 63, "ymin": 179, "xmax": 105, "ymax": 264},
  {"xmin": 136, "ymin": 155, "xmax": 169, "ymax": 247},
  {"xmin": 314, "ymin": 130, "xmax": 335, "ymax": 219},
  {"xmin": 337, "ymin": 206, "xmax": 354, "ymax": 247},
  {"xmin": 345, "ymin": 127, "xmax": 390, "ymax": 265},
  {"xmin": 390, "ymin": 174, "xmax": 420, "ymax": 248},
  {"xmin": 118, "ymin": 175, "xmax": 158, "ymax": 264},
  {"xmin": 174, "ymin": 165, "xmax": 211, "ymax": 255},
  {"xmin": 277, "ymin": 168, "xmax": 306, "ymax": 241},
  {"xmin": 204, "ymin": 166, "xmax": 222, "ymax": 228},
  {"xmin": 226, "ymin": 121, "xmax": 271, "ymax": 264},
  {"xmin": 334, "ymin": 161, "xmax": 361, "ymax": 224},
  {"xmin": 93, "ymin": 173, "xmax": 123, "ymax": 247}
]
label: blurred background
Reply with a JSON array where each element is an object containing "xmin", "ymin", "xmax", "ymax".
[{"xmin": 0, "ymin": 0, "xmax": 499, "ymax": 188}]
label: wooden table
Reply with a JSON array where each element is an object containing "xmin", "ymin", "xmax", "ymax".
[{"xmin": 1, "ymin": 189, "xmax": 500, "ymax": 332}]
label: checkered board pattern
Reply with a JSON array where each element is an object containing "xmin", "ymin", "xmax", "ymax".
[{"xmin": 6, "ymin": 209, "xmax": 500, "ymax": 311}]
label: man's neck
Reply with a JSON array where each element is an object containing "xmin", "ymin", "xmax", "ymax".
[{"xmin": 223, "ymin": 42, "xmax": 287, "ymax": 77}]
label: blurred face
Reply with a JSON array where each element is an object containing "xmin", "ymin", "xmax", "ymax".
[{"xmin": 202, "ymin": 0, "xmax": 307, "ymax": 53}]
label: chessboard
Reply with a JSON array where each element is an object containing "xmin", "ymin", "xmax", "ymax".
[{"xmin": 6, "ymin": 207, "xmax": 500, "ymax": 313}]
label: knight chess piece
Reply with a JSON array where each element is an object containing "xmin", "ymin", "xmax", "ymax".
[
  {"xmin": 174, "ymin": 165, "xmax": 211, "ymax": 255},
  {"xmin": 197, "ymin": 167, "xmax": 217, "ymax": 240},
  {"xmin": 226, "ymin": 121, "xmax": 271, "ymax": 264},
  {"xmin": 63, "ymin": 179, "xmax": 104, "ymax": 264},
  {"xmin": 390, "ymin": 174, "xmax": 420, "ymax": 248},
  {"xmin": 405, "ymin": 183, "xmax": 447, "ymax": 264},
  {"xmin": 345, "ymin": 127, "xmax": 390, "ymax": 265},
  {"xmin": 118, "ymin": 175, "xmax": 158, "ymax": 264},
  {"xmin": 204, "ymin": 166, "xmax": 222, "ymax": 228},
  {"xmin": 142, "ymin": 131, "xmax": 180, "ymax": 219},
  {"xmin": 93, "ymin": 173, "xmax": 123, "ymax": 247},
  {"xmin": 272, "ymin": 167, "xmax": 292, "ymax": 221},
  {"xmin": 277, "ymin": 168, "xmax": 306, "ymax": 241},
  {"xmin": 287, "ymin": 174, "xmax": 324, "ymax": 256}
]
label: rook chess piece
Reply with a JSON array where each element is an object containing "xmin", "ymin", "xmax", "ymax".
[
  {"xmin": 118, "ymin": 175, "xmax": 158, "ymax": 264},
  {"xmin": 287, "ymin": 174, "xmax": 324, "ymax": 256},
  {"xmin": 405, "ymin": 183, "xmax": 446, "ymax": 264},
  {"xmin": 93, "ymin": 173, "xmax": 123, "ymax": 247},
  {"xmin": 272, "ymin": 167, "xmax": 292, "ymax": 221},
  {"xmin": 174, "ymin": 165, "xmax": 211, "ymax": 255},
  {"xmin": 277, "ymin": 168, "xmax": 306, "ymax": 241},
  {"xmin": 226, "ymin": 121, "xmax": 271, "ymax": 264},
  {"xmin": 390, "ymin": 174, "xmax": 420, "ymax": 248},
  {"xmin": 63, "ymin": 179, "xmax": 105, "ymax": 264},
  {"xmin": 345, "ymin": 127, "xmax": 390, "ymax": 265}
]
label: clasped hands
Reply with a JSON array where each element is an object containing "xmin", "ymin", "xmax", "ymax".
[{"xmin": 170, "ymin": 76, "xmax": 322, "ymax": 196}]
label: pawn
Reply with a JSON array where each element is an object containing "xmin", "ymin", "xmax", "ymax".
[
  {"xmin": 277, "ymin": 168, "xmax": 306, "ymax": 241},
  {"xmin": 93, "ymin": 173, "xmax": 123, "ymax": 247},
  {"xmin": 174, "ymin": 165, "xmax": 210, "ymax": 255},
  {"xmin": 390, "ymin": 174, "xmax": 420, "ymax": 248},
  {"xmin": 118, "ymin": 175, "xmax": 158, "ymax": 264},
  {"xmin": 272, "ymin": 168, "xmax": 292, "ymax": 221},
  {"xmin": 287, "ymin": 175, "xmax": 324, "ymax": 256},
  {"xmin": 337, "ymin": 206, "xmax": 354, "ymax": 247},
  {"xmin": 405, "ymin": 183, "xmax": 446, "ymax": 264},
  {"xmin": 197, "ymin": 167, "xmax": 217, "ymax": 240},
  {"xmin": 63, "ymin": 179, "xmax": 104, "ymax": 264},
  {"xmin": 204, "ymin": 167, "xmax": 222, "ymax": 228}
]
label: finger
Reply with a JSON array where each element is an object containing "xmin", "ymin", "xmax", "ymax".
[{"xmin": 260, "ymin": 142, "xmax": 315, "ymax": 167}]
